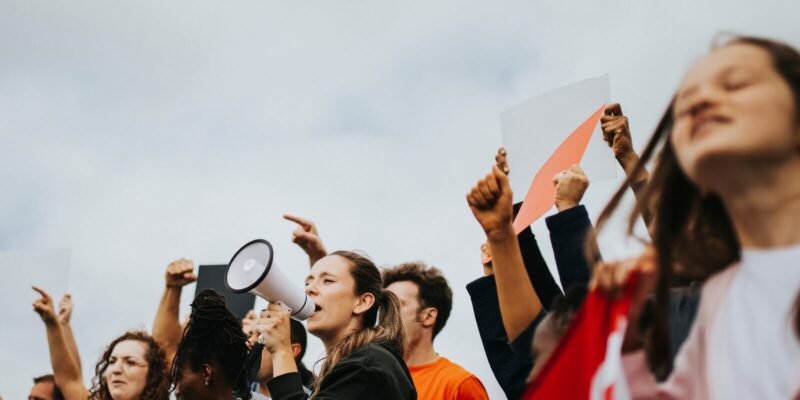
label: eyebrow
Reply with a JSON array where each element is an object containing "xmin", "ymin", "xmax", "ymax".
[
  {"xmin": 306, "ymin": 271, "xmax": 337, "ymax": 282},
  {"xmin": 111, "ymin": 355, "xmax": 146, "ymax": 363}
]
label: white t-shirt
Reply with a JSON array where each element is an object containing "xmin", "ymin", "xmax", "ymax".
[{"xmin": 711, "ymin": 244, "xmax": 800, "ymax": 399}]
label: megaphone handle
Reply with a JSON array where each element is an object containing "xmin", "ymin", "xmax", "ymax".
[{"xmin": 256, "ymin": 302, "xmax": 293, "ymax": 345}]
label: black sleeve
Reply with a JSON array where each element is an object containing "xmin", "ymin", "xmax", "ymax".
[
  {"xmin": 467, "ymin": 275, "xmax": 535, "ymax": 400},
  {"xmin": 267, "ymin": 349, "xmax": 409, "ymax": 400},
  {"xmin": 515, "ymin": 203, "xmax": 562, "ymax": 311},
  {"xmin": 267, "ymin": 373, "xmax": 309, "ymax": 400},
  {"xmin": 544, "ymin": 205, "xmax": 596, "ymax": 293},
  {"xmin": 508, "ymin": 308, "xmax": 546, "ymax": 361}
]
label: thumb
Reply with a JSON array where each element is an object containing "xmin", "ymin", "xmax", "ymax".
[{"xmin": 492, "ymin": 164, "xmax": 511, "ymax": 194}]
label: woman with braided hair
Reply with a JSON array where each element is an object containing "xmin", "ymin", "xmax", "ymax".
[
  {"xmin": 258, "ymin": 250, "xmax": 416, "ymax": 399},
  {"xmin": 170, "ymin": 289, "xmax": 253, "ymax": 400}
]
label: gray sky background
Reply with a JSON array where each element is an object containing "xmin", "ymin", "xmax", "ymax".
[{"xmin": 2, "ymin": 1, "xmax": 799, "ymax": 398}]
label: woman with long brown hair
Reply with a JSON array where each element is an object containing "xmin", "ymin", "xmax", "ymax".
[
  {"xmin": 258, "ymin": 250, "xmax": 416, "ymax": 399},
  {"xmin": 594, "ymin": 35, "xmax": 800, "ymax": 398},
  {"xmin": 33, "ymin": 287, "xmax": 170, "ymax": 400}
]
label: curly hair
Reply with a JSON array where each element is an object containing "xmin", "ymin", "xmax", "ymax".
[
  {"xmin": 89, "ymin": 330, "xmax": 170, "ymax": 400},
  {"xmin": 382, "ymin": 261, "xmax": 453, "ymax": 338}
]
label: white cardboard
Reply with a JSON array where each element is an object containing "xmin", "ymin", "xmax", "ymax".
[{"xmin": 501, "ymin": 75, "xmax": 617, "ymax": 202}]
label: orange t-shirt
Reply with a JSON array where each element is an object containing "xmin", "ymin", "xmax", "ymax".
[{"xmin": 408, "ymin": 357, "xmax": 489, "ymax": 400}]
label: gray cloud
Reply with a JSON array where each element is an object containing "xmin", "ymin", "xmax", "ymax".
[{"xmin": 2, "ymin": 1, "xmax": 799, "ymax": 398}]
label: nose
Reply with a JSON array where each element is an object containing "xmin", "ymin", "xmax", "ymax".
[
  {"xmin": 107, "ymin": 360, "xmax": 123, "ymax": 375},
  {"xmin": 687, "ymin": 84, "xmax": 723, "ymax": 119},
  {"xmin": 305, "ymin": 281, "xmax": 319, "ymax": 296}
]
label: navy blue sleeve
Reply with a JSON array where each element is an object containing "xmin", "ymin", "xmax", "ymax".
[
  {"xmin": 515, "ymin": 203, "xmax": 562, "ymax": 311},
  {"xmin": 509, "ymin": 308, "xmax": 547, "ymax": 361},
  {"xmin": 467, "ymin": 276, "xmax": 534, "ymax": 400},
  {"xmin": 544, "ymin": 205, "xmax": 596, "ymax": 293}
]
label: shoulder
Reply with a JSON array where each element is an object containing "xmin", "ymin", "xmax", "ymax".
[
  {"xmin": 699, "ymin": 264, "xmax": 741, "ymax": 307},
  {"xmin": 348, "ymin": 342, "xmax": 404, "ymax": 365},
  {"xmin": 417, "ymin": 357, "xmax": 483, "ymax": 387},
  {"xmin": 701, "ymin": 263, "xmax": 740, "ymax": 294}
]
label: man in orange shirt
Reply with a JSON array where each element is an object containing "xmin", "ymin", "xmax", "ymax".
[{"xmin": 383, "ymin": 262, "xmax": 489, "ymax": 400}]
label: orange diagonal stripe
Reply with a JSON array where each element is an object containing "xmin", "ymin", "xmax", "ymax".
[{"xmin": 512, "ymin": 104, "xmax": 605, "ymax": 233}]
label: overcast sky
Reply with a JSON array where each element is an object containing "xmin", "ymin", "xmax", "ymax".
[{"xmin": 2, "ymin": 1, "xmax": 799, "ymax": 398}]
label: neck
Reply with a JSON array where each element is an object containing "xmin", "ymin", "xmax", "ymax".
[
  {"xmin": 404, "ymin": 334, "xmax": 438, "ymax": 367},
  {"xmin": 208, "ymin": 384, "xmax": 234, "ymax": 400},
  {"xmin": 321, "ymin": 320, "xmax": 360, "ymax": 353},
  {"xmin": 715, "ymin": 157, "xmax": 800, "ymax": 249}
]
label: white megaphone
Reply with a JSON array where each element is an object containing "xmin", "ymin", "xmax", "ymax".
[{"xmin": 225, "ymin": 239, "xmax": 315, "ymax": 320}]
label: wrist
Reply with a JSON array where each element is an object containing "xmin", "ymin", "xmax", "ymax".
[
  {"xmin": 270, "ymin": 346, "xmax": 295, "ymax": 360},
  {"xmin": 555, "ymin": 200, "xmax": 578, "ymax": 212},
  {"xmin": 616, "ymin": 151, "xmax": 638, "ymax": 169},
  {"xmin": 309, "ymin": 249, "xmax": 328, "ymax": 263},
  {"xmin": 485, "ymin": 225, "xmax": 515, "ymax": 243}
]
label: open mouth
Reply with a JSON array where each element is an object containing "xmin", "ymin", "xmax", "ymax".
[
  {"xmin": 691, "ymin": 114, "xmax": 731, "ymax": 138},
  {"xmin": 314, "ymin": 304, "xmax": 322, "ymax": 312}
]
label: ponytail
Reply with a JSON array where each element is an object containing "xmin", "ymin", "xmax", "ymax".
[{"xmin": 313, "ymin": 251, "xmax": 406, "ymax": 393}]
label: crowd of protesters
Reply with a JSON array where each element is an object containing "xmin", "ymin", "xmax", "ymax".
[{"xmin": 21, "ymin": 34, "xmax": 800, "ymax": 399}]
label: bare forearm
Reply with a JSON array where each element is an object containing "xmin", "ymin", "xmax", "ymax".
[
  {"xmin": 45, "ymin": 321, "xmax": 88, "ymax": 399},
  {"xmin": 618, "ymin": 152, "xmax": 653, "ymax": 227},
  {"xmin": 487, "ymin": 226, "xmax": 543, "ymax": 341},
  {"xmin": 153, "ymin": 286, "xmax": 183, "ymax": 362},
  {"xmin": 61, "ymin": 322, "xmax": 83, "ymax": 380},
  {"xmin": 270, "ymin": 349, "xmax": 299, "ymax": 378}
]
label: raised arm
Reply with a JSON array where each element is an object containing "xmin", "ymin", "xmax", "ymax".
[
  {"xmin": 152, "ymin": 258, "xmax": 196, "ymax": 365},
  {"xmin": 547, "ymin": 164, "xmax": 596, "ymax": 289},
  {"xmin": 601, "ymin": 103, "xmax": 652, "ymax": 226},
  {"xmin": 283, "ymin": 214, "xmax": 328, "ymax": 267},
  {"xmin": 466, "ymin": 244, "xmax": 534, "ymax": 400},
  {"xmin": 57, "ymin": 293, "xmax": 83, "ymax": 382},
  {"xmin": 32, "ymin": 286, "xmax": 89, "ymax": 400},
  {"xmin": 467, "ymin": 148, "xmax": 542, "ymax": 341}
]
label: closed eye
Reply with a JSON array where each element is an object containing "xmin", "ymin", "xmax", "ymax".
[{"xmin": 724, "ymin": 80, "xmax": 750, "ymax": 91}]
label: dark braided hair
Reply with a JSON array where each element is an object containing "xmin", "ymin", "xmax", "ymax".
[{"xmin": 170, "ymin": 289, "xmax": 249, "ymax": 394}]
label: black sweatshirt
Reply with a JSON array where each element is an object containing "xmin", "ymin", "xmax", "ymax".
[{"xmin": 266, "ymin": 342, "xmax": 417, "ymax": 400}]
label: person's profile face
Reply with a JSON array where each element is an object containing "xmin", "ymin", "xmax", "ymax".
[
  {"xmin": 305, "ymin": 255, "xmax": 361, "ymax": 340},
  {"xmin": 103, "ymin": 340, "xmax": 150, "ymax": 400},
  {"xmin": 671, "ymin": 43, "xmax": 798, "ymax": 189},
  {"xmin": 385, "ymin": 280, "xmax": 426, "ymax": 344},
  {"xmin": 28, "ymin": 381, "xmax": 56, "ymax": 400},
  {"xmin": 173, "ymin": 362, "xmax": 208, "ymax": 400}
]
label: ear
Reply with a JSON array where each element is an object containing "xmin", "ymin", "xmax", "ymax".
[
  {"xmin": 353, "ymin": 292, "xmax": 376, "ymax": 316},
  {"xmin": 201, "ymin": 363, "xmax": 213, "ymax": 385},
  {"xmin": 419, "ymin": 307, "xmax": 438, "ymax": 330},
  {"xmin": 291, "ymin": 343, "xmax": 302, "ymax": 358}
]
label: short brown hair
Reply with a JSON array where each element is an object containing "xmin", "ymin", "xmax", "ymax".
[
  {"xmin": 32, "ymin": 375, "xmax": 64, "ymax": 400},
  {"xmin": 382, "ymin": 262, "xmax": 452, "ymax": 339}
]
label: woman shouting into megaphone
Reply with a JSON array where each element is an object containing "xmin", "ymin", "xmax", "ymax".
[{"xmin": 257, "ymin": 250, "xmax": 417, "ymax": 400}]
